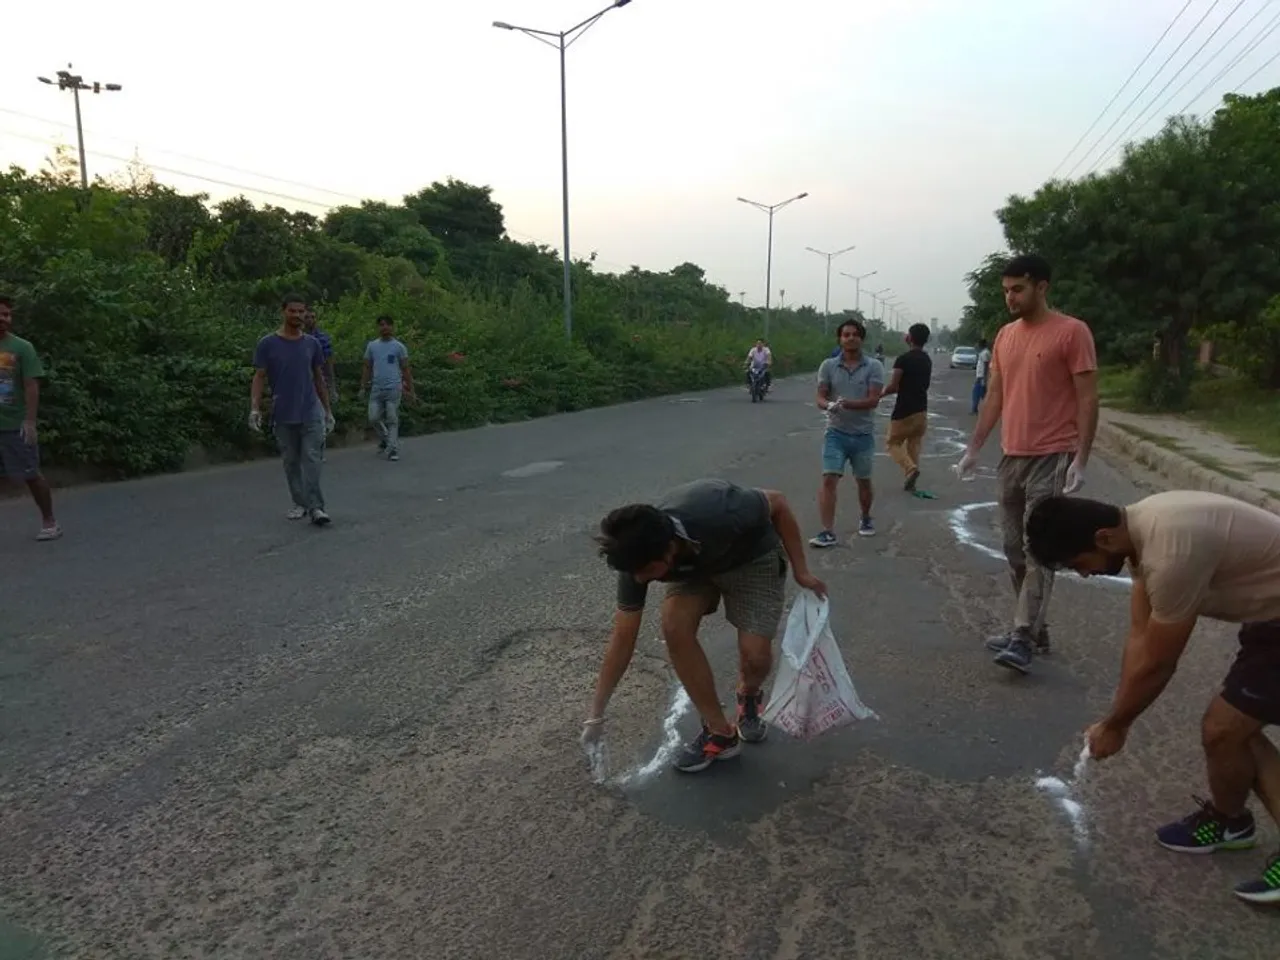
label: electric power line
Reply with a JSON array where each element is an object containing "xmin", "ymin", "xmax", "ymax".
[
  {"xmin": 1132, "ymin": 0, "xmax": 1279, "ymax": 128},
  {"xmin": 1084, "ymin": 0, "xmax": 1253, "ymax": 174},
  {"xmin": 0, "ymin": 105, "xmax": 366, "ymax": 203},
  {"xmin": 1232, "ymin": 40, "xmax": 1280, "ymax": 87},
  {"xmin": 1064, "ymin": 0, "xmax": 1226, "ymax": 179},
  {"xmin": 0, "ymin": 127, "xmax": 633, "ymax": 273},
  {"xmin": 1050, "ymin": 0, "xmax": 1195, "ymax": 179},
  {"xmin": 1178, "ymin": 5, "xmax": 1280, "ymax": 112}
]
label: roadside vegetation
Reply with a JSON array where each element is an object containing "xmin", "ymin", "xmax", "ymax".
[
  {"xmin": 1, "ymin": 155, "xmax": 881, "ymax": 479},
  {"xmin": 957, "ymin": 88, "xmax": 1280, "ymax": 439}
]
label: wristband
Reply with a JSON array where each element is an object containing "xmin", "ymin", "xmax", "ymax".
[{"xmin": 582, "ymin": 716, "xmax": 605, "ymax": 727}]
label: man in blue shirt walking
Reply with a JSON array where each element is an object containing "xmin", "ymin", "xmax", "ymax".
[
  {"xmin": 250, "ymin": 295, "xmax": 335, "ymax": 525},
  {"xmin": 360, "ymin": 315, "xmax": 414, "ymax": 462}
]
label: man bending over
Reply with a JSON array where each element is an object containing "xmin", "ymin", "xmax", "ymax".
[
  {"xmin": 1027, "ymin": 491, "xmax": 1280, "ymax": 904},
  {"xmin": 583, "ymin": 479, "xmax": 827, "ymax": 774}
]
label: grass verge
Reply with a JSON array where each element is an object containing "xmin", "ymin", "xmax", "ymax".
[{"xmin": 1098, "ymin": 365, "xmax": 1280, "ymax": 459}]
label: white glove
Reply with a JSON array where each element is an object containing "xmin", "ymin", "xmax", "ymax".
[
  {"xmin": 953, "ymin": 448, "xmax": 979, "ymax": 481},
  {"xmin": 580, "ymin": 718, "xmax": 607, "ymax": 783},
  {"xmin": 826, "ymin": 399, "xmax": 840, "ymax": 412},
  {"xmin": 19, "ymin": 420, "xmax": 37, "ymax": 445},
  {"xmin": 324, "ymin": 412, "xmax": 336, "ymax": 436},
  {"xmin": 1063, "ymin": 456, "xmax": 1086, "ymax": 494},
  {"xmin": 248, "ymin": 410, "xmax": 263, "ymax": 432}
]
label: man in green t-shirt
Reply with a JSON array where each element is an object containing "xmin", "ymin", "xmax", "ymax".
[{"xmin": 0, "ymin": 297, "xmax": 61, "ymax": 540}]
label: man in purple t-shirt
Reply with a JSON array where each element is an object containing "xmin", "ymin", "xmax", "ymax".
[{"xmin": 250, "ymin": 295, "xmax": 336, "ymax": 525}]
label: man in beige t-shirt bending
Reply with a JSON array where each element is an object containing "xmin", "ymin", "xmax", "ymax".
[
  {"xmin": 1026, "ymin": 491, "xmax": 1280, "ymax": 904},
  {"xmin": 957, "ymin": 254, "xmax": 1099, "ymax": 675}
]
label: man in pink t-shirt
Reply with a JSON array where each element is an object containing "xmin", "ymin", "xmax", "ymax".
[{"xmin": 956, "ymin": 254, "xmax": 1099, "ymax": 674}]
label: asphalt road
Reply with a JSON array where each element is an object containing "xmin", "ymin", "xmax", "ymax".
[{"xmin": 2, "ymin": 366, "xmax": 1276, "ymax": 960}]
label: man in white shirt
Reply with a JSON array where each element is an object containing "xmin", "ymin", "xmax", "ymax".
[
  {"xmin": 745, "ymin": 339, "xmax": 772, "ymax": 393},
  {"xmin": 972, "ymin": 337, "xmax": 992, "ymax": 414}
]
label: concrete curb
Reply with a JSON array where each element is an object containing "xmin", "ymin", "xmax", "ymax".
[{"xmin": 1095, "ymin": 420, "xmax": 1280, "ymax": 517}]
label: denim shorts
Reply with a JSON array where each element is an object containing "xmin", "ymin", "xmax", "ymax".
[{"xmin": 822, "ymin": 428, "xmax": 874, "ymax": 479}]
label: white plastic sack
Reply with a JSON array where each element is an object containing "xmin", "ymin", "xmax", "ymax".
[{"xmin": 762, "ymin": 590, "xmax": 877, "ymax": 740}]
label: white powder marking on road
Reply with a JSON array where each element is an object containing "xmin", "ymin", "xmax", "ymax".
[
  {"xmin": 613, "ymin": 686, "xmax": 692, "ymax": 788},
  {"xmin": 1036, "ymin": 741, "xmax": 1093, "ymax": 847},
  {"xmin": 948, "ymin": 502, "xmax": 1131, "ymax": 588}
]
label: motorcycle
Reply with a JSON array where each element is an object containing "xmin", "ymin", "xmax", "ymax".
[{"xmin": 748, "ymin": 366, "xmax": 768, "ymax": 403}]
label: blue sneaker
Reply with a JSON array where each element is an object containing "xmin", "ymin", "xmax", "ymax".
[
  {"xmin": 858, "ymin": 516, "xmax": 876, "ymax": 537},
  {"xmin": 993, "ymin": 632, "xmax": 1033, "ymax": 674},
  {"xmin": 809, "ymin": 530, "xmax": 838, "ymax": 548},
  {"xmin": 1234, "ymin": 849, "xmax": 1280, "ymax": 904},
  {"xmin": 1156, "ymin": 798, "xmax": 1256, "ymax": 854}
]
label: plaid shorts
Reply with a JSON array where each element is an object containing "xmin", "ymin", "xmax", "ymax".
[{"xmin": 665, "ymin": 548, "xmax": 788, "ymax": 640}]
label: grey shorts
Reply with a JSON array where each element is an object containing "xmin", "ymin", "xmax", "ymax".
[
  {"xmin": 0, "ymin": 430, "xmax": 40, "ymax": 481},
  {"xmin": 665, "ymin": 548, "xmax": 788, "ymax": 640}
]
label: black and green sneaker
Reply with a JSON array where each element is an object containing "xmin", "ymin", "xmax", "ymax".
[
  {"xmin": 1156, "ymin": 797, "xmax": 1257, "ymax": 854},
  {"xmin": 1234, "ymin": 849, "xmax": 1280, "ymax": 905}
]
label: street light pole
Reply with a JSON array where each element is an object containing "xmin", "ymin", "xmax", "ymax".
[
  {"xmin": 494, "ymin": 1, "xmax": 632, "ymax": 343},
  {"xmin": 738, "ymin": 192, "xmax": 809, "ymax": 340},
  {"xmin": 37, "ymin": 64, "xmax": 122, "ymax": 190},
  {"xmin": 839, "ymin": 269, "xmax": 877, "ymax": 319},
  {"xmin": 805, "ymin": 244, "xmax": 855, "ymax": 335},
  {"xmin": 867, "ymin": 288, "xmax": 892, "ymax": 324}
]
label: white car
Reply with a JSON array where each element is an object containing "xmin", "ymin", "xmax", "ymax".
[{"xmin": 950, "ymin": 346, "xmax": 978, "ymax": 370}]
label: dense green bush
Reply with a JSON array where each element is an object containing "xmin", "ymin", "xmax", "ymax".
[{"xmin": 1, "ymin": 165, "xmax": 846, "ymax": 478}]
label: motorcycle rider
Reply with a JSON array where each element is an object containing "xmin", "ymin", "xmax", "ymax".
[{"xmin": 745, "ymin": 339, "xmax": 772, "ymax": 394}]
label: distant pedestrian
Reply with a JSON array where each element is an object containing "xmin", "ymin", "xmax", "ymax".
[
  {"xmin": 250, "ymin": 294, "xmax": 335, "ymax": 525},
  {"xmin": 303, "ymin": 307, "xmax": 337, "ymax": 462},
  {"xmin": 810, "ymin": 318, "xmax": 885, "ymax": 546},
  {"xmin": 972, "ymin": 337, "xmax": 992, "ymax": 414},
  {"xmin": 0, "ymin": 297, "xmax": 61, "ymax": 541},
  {"xmin": 880, "ymin": 322, "xmax": 932, "ymax": 492},
  {"xmin": 956, "ymin": 254, "xmax": 1098, "ymax": 673},
  {"xmin": 302, "ymin": 307, "xmax": 338, "ymax": 404},
  {"xmin": 360, "ymin": 315, "xmax": 414, "ymax": 462}
]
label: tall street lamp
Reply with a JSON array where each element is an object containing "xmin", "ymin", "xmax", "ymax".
[
  {"xmin": 737, "ymin": 192, "xmax": 809, "ymax": 340},
  {"xmin": 804, "ymin": 244, "xmax": 855, "ymax": 335},
  {"xmin": 868, "ymin": 288, "xmax": 892, "ymax": 323},
  {"xmin": 493, "ymin": 0, "xmax": 633, "ymax": 342},
  {"xmin": 37, "ymin": 63, "xmax": 122, "ymax": 190},
  {"xmin": 839, "ymin": 269, "xmax": 877, "ymax": 319}
]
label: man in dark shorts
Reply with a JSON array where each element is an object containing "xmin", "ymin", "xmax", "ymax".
[
  {"xmin": 1026, "ymin": 491, "xmax": 1280, "ymax": 904},
  {"xmin": 879, "ymin": 322, "xmax": 932, "ymax": 492},
  {"xmin": 584, "ymin": 479, "xmax": 828, "ymax": 773},
  {"xmin": 0, "ymin": 297, "xmax": 60, "ymax": 540}
]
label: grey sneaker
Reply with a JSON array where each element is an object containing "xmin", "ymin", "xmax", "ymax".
[
  {"xmin": 388, "ymin": 449, "xmax": 400, "ymax": 462},
  {"xmin": 985, "ymin": 625, "xmax": 1051, "ymax": 654},
  {"xmin": 309, "ymin": 508, "xmax": 332, "ymax": 526},
  {"xmin": 736, "ymin": 691, "xmax": 768, "ymax": 743},
  {"xmin": 994, "ymin": 633, "xmax": 1033, "ymax": 674},
  {"xmin": 36, "ymin": 523, "xmax": 63, "ymax": 541},
  {"xmin": 286, "ymin": 506, "xmax": 308, "ymax": 520},
  {"xmin": 810, "ymin": 530, "xmax": 838, "ymax": 548}
]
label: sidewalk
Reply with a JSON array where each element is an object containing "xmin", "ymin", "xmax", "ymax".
[{"xmin": 1097, "ymin": 407, "xmax": 1280, "ymax": 515}]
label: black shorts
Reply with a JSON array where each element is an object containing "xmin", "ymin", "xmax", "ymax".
[
  {"xmin": 1221, "ymin": 621, "xmax": 1280, "ymax": 726},
  {"xmin": 0, "ymin": 430, "xmax": 40, "ymax": 481}
]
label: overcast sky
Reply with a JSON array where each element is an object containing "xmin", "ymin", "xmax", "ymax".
[{"xmin": 4, "ymin": 0, "xmax": 1278, "ymax": 327}]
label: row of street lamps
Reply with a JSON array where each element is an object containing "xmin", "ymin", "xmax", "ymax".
[
  {"xmin": 42, "ymin": 2, "xmax": 913, "ymax": 345},
  {"xmin": 494, "ymin": 1, "xmax": 916, "ymax": 343}
]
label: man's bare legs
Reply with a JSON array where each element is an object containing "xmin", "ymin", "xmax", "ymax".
[
  {"xmin": 736, "ymin": 630, "xmax": 773, "ymax": 695},
  {"xmin": 27, "ymin": 475, "xmax": 55, "ymax": 525},
  {"xmin": 660, "ymin": 594, "xmax": 732, "ymax": 736},
  {"xmin": 1247, "ymin": 732, "xmax": 1280, "ymax": 828},
  {"xmin": 1202, "ymin": 696, "xmax": 1265, "ymax": 818},
  {"xmin": 855, "ymin": 477, "xmax": 872, "ymax": 519},
  {"xmin": 817, "ymin": 473, "xmax": 840, "ymax": 533}
]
